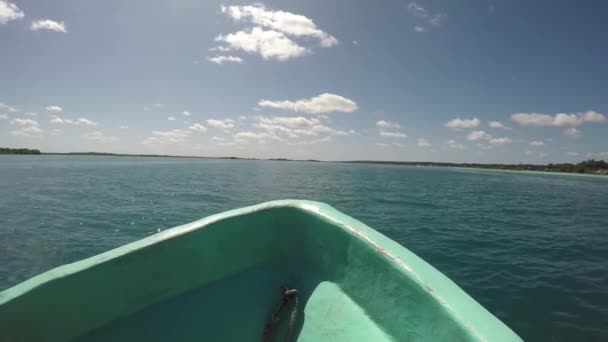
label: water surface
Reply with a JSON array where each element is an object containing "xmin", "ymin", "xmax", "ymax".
[{"xmin": 1, "ymin": 155, "xmax": 607, "ymax": 341}]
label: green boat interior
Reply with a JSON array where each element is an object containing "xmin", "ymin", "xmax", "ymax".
[{"xmin": 0, "ymin": 200, "xmax": 521, "ymax": 342}]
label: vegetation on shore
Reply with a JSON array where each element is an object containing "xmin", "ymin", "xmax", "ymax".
[
  {"xmin": 1, "ymin": 147, "xmax": 606, "ymax": 175},
  {"xmin": 0, "ymin": 147, "xmax": 41, "ymax": 155},
  {"xmin": 344, "ymin": 159, "xmax": 608, "ymax": 175}
]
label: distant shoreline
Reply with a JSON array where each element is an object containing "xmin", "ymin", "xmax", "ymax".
[{"xmin": 1, "ymin": 148, "xmax": 606, "ymax": 176}]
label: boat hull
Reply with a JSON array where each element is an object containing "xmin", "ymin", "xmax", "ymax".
[{"xmin": 0, "ymin": 200, "xmax": 522, "ymax": 341}]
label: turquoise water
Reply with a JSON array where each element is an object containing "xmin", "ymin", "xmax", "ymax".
[{"xmin": 1, "ymin": 156, "xmax": 607, "ymax": 341}]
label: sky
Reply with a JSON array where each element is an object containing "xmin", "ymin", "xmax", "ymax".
[{"xmin": 1, "ymin": 0, "xmax": 607, "ymax": 163}]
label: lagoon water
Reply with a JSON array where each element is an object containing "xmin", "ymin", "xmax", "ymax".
[{"xmin": 1, "ymin": 155, "xmax": 607, "ymax": 341}]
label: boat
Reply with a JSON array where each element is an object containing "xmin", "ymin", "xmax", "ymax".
[{"xmin": 0, "ymin": 200, "xmax": 521, "ymax": 341}]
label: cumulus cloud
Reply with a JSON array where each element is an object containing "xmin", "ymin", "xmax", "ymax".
[
  {"xmin": 467, "ymin": 130, "xmax": 491, "ymax": 141},
  {"xmin": 30, "ymin": 19, "xmax": 67, "ymax": 32},
  {"xmin": 83, "ymin": 131, "xmax": 117, "ymax": 143},
  {"xmin": 45, "ymin": 105, "xmax": 63, "ymax": 112},
  {"xmin": 234, "ymin": 131, "xmax": 268, "ymax": 140},
  {"xmin": 50, "ymin": 115, "xmax": 98, "ymax": 126},
  {"xmin": 182, "ymin": 111, "xmax": 191, "ymax": 116},
  {"xmin": 511, "ymin": 110, "xmax": 606, "ymax": 127},
  {"xmin": 220, "ymin": 4, "xmax": 337, "ymax": 47},
  {"xmin": 0, "ymin": 102, "xmax": 18, "ymax": 112},
  {"xmin": 142, "ymin": 129, "xmax": 191, "ymax": 144},
  {"xmin": 417, "ymin": 138, "xmax": 432, "ymax": 148},
  {"xmin": 10, "ymin": 118, "xmax": 43, "ymax": 137},
  {"xmin": 188, "ymin": 123, "xmax": 207, "ymax": 133},
  {"xmin": 376, "ymin": 120, "xmax": 400, "ymax": 129},
  {"xmin": 0, "ymin": 113, "xmax": 8, "ymax": 119},
  {"xmin": 207, "ymin": 118, "xmax": 235, "ymax": 129},
  {"xmin": 261, "ymin": 116, "xmax": 320, "ymax": 129},
  {"xmin": 447, "ymin": 139, "xmax": 464, "ymax": 149},
  {"xmin": 167, "ymin": 116, "xmax": 176, "ymax": 121},
  {"xmin": 215, "ymin": 27, "xmax": 310, "ymax": 61},
  {"xmin": 249, "ymin": 116, "xmax": 353, "ymax": 143},
  {"xmin": 489, "ymin": 121, "xmax": 510, "ymax": 130},
  {"xmin": 488, "ymin": 137, "xmax": 511, "ymax": 146},
  {"xmin": 445, "ymin": 117, "xmax": 480, "ymax": 130},
  {"xmin": 207, "ymin": 55, "xmax": 244, "ymax": 64},
  {"xmin": 564, "ymin": 127, "xmax": 581, "ymax": 138},
  {"xmin": 258, "ymin": 93, "xmax": 357, "ymax": 114},
  {"xmin": 380, "ymin": 131, "xmax": 407, "ymax": 138},
  {"xmin": 0, "ymin": 1, "xmax": 24, "ymax": 25},
  {"xmin": 529, "ymin": 141, "xmax": 544, "ymax": 146},
  {"xmin": 414, "ymin": 26, "xmax": 425, "ymax": 33}
]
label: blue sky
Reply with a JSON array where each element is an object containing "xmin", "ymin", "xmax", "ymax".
[{"xmin": 1, "ymin": 0, "xmax": 606, "ymax": 162}]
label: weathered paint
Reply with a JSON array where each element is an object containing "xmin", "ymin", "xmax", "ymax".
[{"xmin": 0, "ymin": 200, "xmax": 522, "ymax": 341}]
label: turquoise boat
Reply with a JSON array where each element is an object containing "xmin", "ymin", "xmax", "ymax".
[{"xmin": 0, "ymin": 200, "xmax": 521, "ymax": 341}]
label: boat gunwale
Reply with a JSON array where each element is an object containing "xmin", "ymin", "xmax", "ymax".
[{"xmin": 0, "ymin": 199, "xmax": 521, "ymax": 341}]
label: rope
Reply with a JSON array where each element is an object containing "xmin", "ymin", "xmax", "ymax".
[
  {"xmin": 286, "ymin": 292, "xmax": 298, "ymax": 342},
  {"xmin": 262, "ymin": 286, "xmax": 299, "ymax": 342}
]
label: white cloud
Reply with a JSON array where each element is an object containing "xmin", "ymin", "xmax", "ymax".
[
  {"xmin": 142, "ymin": 129, "xmax": 191, "ymax": 144},
  {"xmin": 83, "ymin": 131, "xmax": 117, "ymax": 143},
  {"xmin": 10, "ymin": 118, "xmax": 42, "ymax": 137},
  {"xmin": 119, "ymin": 125, "xmax": 128, "ymax": 130},
  {"xmin": 511, "ymin": 110, "xmax": 606, "ymax": 127},
  {"xmin": 380, "ymin": 131, "xmax": 407, "ymax": 138},
  {"xmin": 529, "ymin": 141, "xmax": 544, "ymax": 146},
  {"xmin": 376, "ymin": 143, "xmax": 388, "ymax": 148},
  {"xmin": 207, "ymin": 118, "xmax": 236, "ymax": 129},
  {"xmin": 262, "ymin": 116, "xmax": 321, "ymax": 129},
  {"xmin": 215, "ymin": 27, "xmax": 310, "ymax": 61},
  {"xmin": 167, "ymin": 116, "xmax": 176, "ymax": 121},
  {"xmin": 564, "ymin": 127, "xmax": 581, "ymax": 138},
  {"xmin": 408, "ymin": 2, "xmax": 429, "ymax": 18},
  {"xmin": 23, "ymin": 112, "xmax": 37, "ymax": 116},
  {"xmin": 488, "ymin": 120, "xmax": 510, "ymax": 129},
  {"xmin": 188, "ymin": 123, "xmax": 207, "ymax": 133},
  {"xmin": 332, "ymin": 129, "xmax": 355, "ymax": 137},
  {"xmin": 353, "ymin": 40, "xmax": 359, "ymax": 46},
  {"xmin": 447, "ymin": 139, "xmax": 464, "ymax": 149},
  {"xmin": 249, "ymin": 115, "xmax": 352, "ymax": 142},
  {"xmin": 429, "ymin": 14, "xmax": 446, "ymax": 26},
  {"xmin": 445, "ymin": 117, "xmax": 480, "ymax": 130},
  {"xmin": 207, "ymin": 55, "xmax": 244, "ymax": 64},
  {"xmin": 30, "ymin": 19, "xmax": 67, "ymax": 32},
  {"xmin": 211, "ymin": 136, "xmax": 225, "ymax": 141},
  {"xmin": 488, "ymin": 137, "xmax": 511, "ymax": 146},
  {"xmin": 417, "ymin": 138, "xmax": 432, "ymax": 148},
  {"xmin": 220, "ymin": 4, "xmax": 337, "ymax": 47},
  {"xmin": 414, "ymin": 26, "xmax": 426, "ymax": 32},
  {"xmin": 407, "ymin": 2, "xmax": 446, "ymax": 29},
  {"xmin": 50, "ymin": 115, "xmax": 98, "ymax": 126},
  {"xmin": 182, "ymin": 111, "xmax": 191, "ymax": 116},
  {"xmin": 0, "ymin": 1, "xmax": 24, "ymax": 25},
  {"xmin": 234, "ymin": 131, "xmax": 268, "ymax": 140},
  {"xmin": 567, "ymin": 151, "xmax": 580, "ymax": 156},
  {"xmin": 45, "ymin": 105, "xmax": 63, "ymax": 112},
  {"xmin": 0, "ymin": 113, "xmax": 8, "ymax": 119},
  {"xmin": 258, "ymin": 93, "xmax": 357, "ymax": 114},
  {"xmin": 0, "ymin": 102, "xmax": 18, "ymax": 112},
  {"xmin": 467, "ymin": 130, "xmax": 491, "ymax": 141},
  {"xmin": 376, "ymin": 120, "xmax": 400, "ymax": 129}
]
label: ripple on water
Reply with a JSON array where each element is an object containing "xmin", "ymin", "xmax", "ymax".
[{"xmin": 0, "ymin": 156, "xmax": 607, "ymax": 341}]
